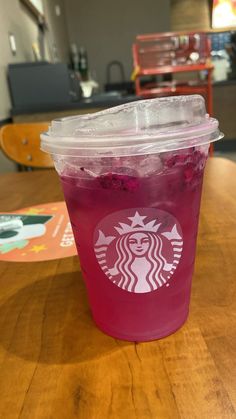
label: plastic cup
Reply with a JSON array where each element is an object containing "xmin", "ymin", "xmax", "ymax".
[{"xmin": 41, "ymin": 95, "xmax": 222, "ymax": 342}]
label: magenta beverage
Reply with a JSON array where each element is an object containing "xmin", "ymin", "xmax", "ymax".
[{"xmin": 41, "ymin": 96, "xmax": 222, "ymax": 341}]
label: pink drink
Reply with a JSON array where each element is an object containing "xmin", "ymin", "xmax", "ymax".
[
  {"xmin": 41, "ymin": 96, "xmax": 222, "ymax": 341},
  {"xmin": 59, "ymin": 147, "xmax": 207, "ymax": 340}
]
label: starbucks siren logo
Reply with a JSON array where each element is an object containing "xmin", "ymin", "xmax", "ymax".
[{"xmin": 94, "ymin": 208, "xmax": 183, "ymax": 293}]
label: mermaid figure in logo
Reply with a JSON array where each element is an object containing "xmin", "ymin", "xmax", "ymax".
[
  {"xmin": 109, "ymin": 230, "xmax": 172, "ymax": 293},
  {"xmin": 95, "ymin": 211, "xmax": 182, "ymax": 293}
]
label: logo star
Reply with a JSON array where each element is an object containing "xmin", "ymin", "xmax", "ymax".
[
  {"xmin": 95, "ymin": 230, "xmax": 115, "ymax": 246},
  {"xmin": 30, "ymin": 244, "xmax": 47, "ymax": 253},
  {"xmin": 128, "ymin": 211, "xmax": 147, "ymax": 227},
  {"xmin": 162, "ymin": 224, "xmax": 182, "ymax": 240}
]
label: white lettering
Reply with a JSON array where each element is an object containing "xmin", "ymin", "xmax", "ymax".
[
  {"xmin": 60, "ymin": 222, "xmax": 74, "ymax": 247},
  {"xmin": 60, "ymin": 241, "xmax": 73, "ymax": 247}
]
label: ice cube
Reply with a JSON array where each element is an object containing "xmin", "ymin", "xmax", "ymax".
[{"xmin": 137, "ymin": 155, "xmax": 163, "ymax": 176}]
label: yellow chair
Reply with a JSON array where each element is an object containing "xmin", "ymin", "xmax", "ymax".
[{"xmin": 0, "ymin": 123, "xmax": 53, "ymax": 169}]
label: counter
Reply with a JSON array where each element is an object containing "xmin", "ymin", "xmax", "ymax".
[
  {"xmin": 10, "ymin": 82, "xmax": 236, "ymax": 143},
  {"xmin": 11, "ymin": 95, "xmax": 139, "ymax": 123}
]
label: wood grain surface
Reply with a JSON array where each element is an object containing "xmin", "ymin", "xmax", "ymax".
[{"xmin": 0, "ymin": 158, "xmax": 236, "ymax": 419}]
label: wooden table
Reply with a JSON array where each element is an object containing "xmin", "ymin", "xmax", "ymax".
[{"xmin": 0, "ymin": 158, "xmax": 236, "ymax": 419}]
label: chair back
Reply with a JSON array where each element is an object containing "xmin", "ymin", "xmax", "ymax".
[{"xmin": 0, "ymin": 123, "xmax": 53, "ymax": 168}]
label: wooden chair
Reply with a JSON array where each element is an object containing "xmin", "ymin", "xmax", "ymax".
[{"xmin": 0, "ymin": 123, "xmax": 54, "ymax": 170}]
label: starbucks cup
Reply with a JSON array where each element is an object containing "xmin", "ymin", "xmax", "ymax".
[{"xmin": 41, "ymin": 95, "xmax": 222, "ymax": 342}]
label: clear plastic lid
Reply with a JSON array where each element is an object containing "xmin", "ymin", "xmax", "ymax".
[{"xmin": 41, "ymin": 95, "xmax": 223, "ymax": 157}]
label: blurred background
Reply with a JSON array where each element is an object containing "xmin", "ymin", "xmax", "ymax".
[{"xmin": 1, "ymin": 0, "xmax": 236, "ymax": 172}]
